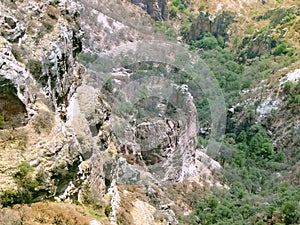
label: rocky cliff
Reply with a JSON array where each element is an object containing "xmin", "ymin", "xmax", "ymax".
[
  {"xmin": 131, "ymin": 0, "xmax": 168, "ymax": 21},
  {"xmin": 188, "ymin": 11, "xmax": 234, "ymax": 40},
  {"xmin": 0, "ymin": 0, "xmax": 87, "ymax": 199},
  {"xmin": 1, "ymin": 0, "xmax": 300, "ymax": 224},
  {"xmin": 0, "ymin": 0, "xmax": 223, "ymax": 224}
]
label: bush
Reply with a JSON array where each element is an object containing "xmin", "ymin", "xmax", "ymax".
[
  {"xmin": 0, "ymin": 161, "xmax": 41, "ymax": 207},
  {"xmin": 178, "ymin": 4, "xmax": 185, "ymax": 11},
  {"xmin": 0, "ymin": 114, "xmax": 4, "ymax": 128},
  {"xmin": 78, "ymin": 53, "xmax": 98, "ymax": 64},
  {"xmin": 14, "ymin": 161, "xmax": 33, "ymax": 180},
  {"xmin": 217, "ymin": 36, "xmax": 225, "ymax": 48},
  {"xmin": 273, "ymin": 42, "xmax": 288, "ymax": 55},
  {"xmin": 199, "ymin": 3, "xmax": 206, "ymax": 11},
  {"xmin": 103, "ymin": 76, "xmax": 113, "ymax": 93},
  {"xmin": 281, "ymin": 201, "xmax": 299, "ymax": 224},
  {"xmin": 104, "ymin": 205, "xmax": 112, "ymax": 217},
  {"xmin": 180, "ymin": 22, "xmax": 190, "ymax": 36},
  {"xmin": 172, "ymin": 0, "xmax": 180, "ymax": 7},
  {"xmin": 170, "ymin": 6, "xmax": 178, "ymax": 18},
  {"xmin": 0, "ymin": 190, "xmax": 20, "ymax": 207},
  {"xmin": 87, "ymin": 208, "xmax": 103, "ymax": 219},
  {"xmin": 283, "ymin": 80, "xmax": 293, "ymax": 94},
  {"xmin": 191, "ymin": 33, "xmax": 219, "ymax": 50}
]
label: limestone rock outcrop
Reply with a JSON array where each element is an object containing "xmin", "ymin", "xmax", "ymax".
[
  {"xmin": 188, "ymin": 11, "xmax": 234, "ymax": 40},
  {"xmin": 0, "ymin": 0, "xmax": 89, "ymax": 202},
  {"xmin": 0, "ymin": 0, "xmax": 224, "ymax": 224}
]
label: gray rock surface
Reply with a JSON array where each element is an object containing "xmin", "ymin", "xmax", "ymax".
[
  {"xmin": 189, "ymin": 11, "xmax": 234, "ymax": 40},
  {"xmin": 0, "ymin": 1, "xmax": 224, "ymax": 224},
  {"xmin": 131, "ymin": 0, "xmax": 168, "ymax": 21}
]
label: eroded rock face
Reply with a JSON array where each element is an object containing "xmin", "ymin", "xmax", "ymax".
[
  {"xmin": 0, "ymin": 15, "xmax": 25, "ymax": 43},
  {"xmin": 0, "ymin": 46, "xmax": 36, "ymax": 122},
  {"xmin": 189, "ymin": 11, "xmax": 234, "ymax": 40},
  {"xmin": 1, "ymin": 0, "xmax": 83, "ymax": 112},
  {"xmin": 0, "ymin": 0, "xmax": 90, "ymax": 202},
  {"xmin": 0, "ymin": 1, "xmax": 224, "ymax": 224},
  {"xmin": 111, "ymin": 81, "xmax": 220, "ymax": 186},
  {"xmin": 237, "ymin": 30, "xmax": 276, "ymax": 61},
  {"xmin": 131, "ymin": 0, "xmax": 168, "ymax": 20},
  {"xmin": 0, "ymin": 76, "xmax": 26, "ymax": 128}
]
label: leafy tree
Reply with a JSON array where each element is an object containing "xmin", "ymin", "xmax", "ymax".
[
  {"xmin": 281, "ymin": 201, "xmax": 299, "ymax": 224},
  {"xmin": 237, "ymin": 130, "xmax": 247, "ymax": 143},
  {"xmin": 191, "ymin": 33, "xmax": 220, "ymax": 50},
  {"xmin": 207, "ymin": 195, "xmax": 219, "ymax": 209},
  {"xmin": 261, "ymin": 142, "xmax": 274, "ymax": 159}
]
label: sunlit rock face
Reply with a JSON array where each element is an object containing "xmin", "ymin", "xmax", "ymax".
[
  {"xmin": 113, "ymin": 83, "xmax": 198, "ymax": 185},
  {"xmin": 0, "ymin": 1, "xmax": 223, "ymax": 224},
  {"xmin": 0, "ymin": 0, "xmax": 83, "ymax": 112},
  {"xmin": 0, "ymin": 0, "xmax": 90, "ymax": 201}
]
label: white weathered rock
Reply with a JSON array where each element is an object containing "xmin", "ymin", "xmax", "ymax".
[{"xmin": 280, "ymin": 68, "xmax": 300, "ymax": 84}]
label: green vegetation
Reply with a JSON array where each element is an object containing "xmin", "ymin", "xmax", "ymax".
[
  {"xmin": 175, "ymin": 6, "xmax": 300, "ymax": 222},
  {"xmin": 78, "ymin": 53, "xmax": 99, "ymax": 64},
  {"xmin": 177, "ymin": 123, "xmax": 300, "ymax": 224},
  {"xmin": 273, "ymin": 42, "xmax": 288, "ymax": 55},
  {"xmin": 87, "ymin": 208, "xmax": 103, "ymax": 219},
  {"xmin": 27, "ymin": 59, "xmax": 42, "ymax": 81},
  {"xmin": 283, "ymin": 80, "xmax": 300, "ymax": 106},
  {"xmin": 170, "ymin": 0, "xmax": 187, "ymax": 18},
  {"xmin": 199, "ymin": 3, "xmax": 206, "ymax": 11},
  {"xmin": 103, "ymin": 76, "xmax": 114, "ymax": 93},
  {"xmin": 255, "ymin": 7, "xmax": 295, "ymax": 25},
  {"xmin": 104, "ymin": 204, "xmax": 112, "ymax": 217},
  {"xmin": 0, "ymin": 114, "xmax": 4, "ymax": 128},
  {"xmin": 181, "ymin": 181, "xmax": 299, "ymax": 224},
  {"xmin": 170, "ymin": 6, "xmax": 178, "ymax": 18},
  {"xmin": 191, "ymin": 32, "xmax": 222, "ymax": 50},
  {"xmin": 0, "ymin": 161, "xmax": 38, "ymax": 207},
  {"xmin": 190, "ymin": 33, "xmax": 244, "ymax": 106},
  {"xmin": 0, "ymin": 190, "xmax": 19, "ymax": 207},
  {"xmin": 1, "ymin": 2, "xmax": 300, "ymax": 225}
]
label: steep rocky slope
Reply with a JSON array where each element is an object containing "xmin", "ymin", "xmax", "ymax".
[
  {"xmin": 0, "ymin": 0, "xmax": 299, "ymax": 224},
  {"xmin": 0, "ymin": 0, "xmax": 86, "ymax": 196},
  {"xmin": 0, "ymin": 0, "xmax": 224, "ymax": 224}
]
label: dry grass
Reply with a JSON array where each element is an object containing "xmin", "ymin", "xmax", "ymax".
[
  {"xmin": 32, "ymin": 109, "xmax": 54, "ymax": 134},
  {"xmin": 0, "ymin": 202, "xmax": 102, "ymax": 225},
  {"xmin": 0, "ymin": 128, "xmax": 28, "ymax": 188}
]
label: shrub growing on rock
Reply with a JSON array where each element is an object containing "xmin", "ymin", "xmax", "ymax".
[{"xmin": 0, "ymin": 114, "xmax": 4, "ymax": 128}]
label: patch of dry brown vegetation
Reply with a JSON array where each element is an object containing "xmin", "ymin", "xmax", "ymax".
[
  {"xmin": 0, "ymin": 202, "xmax": 100, "ymax": 225},
  {"xmin": 116, "ymin": 185, "xmax": 147, "ymax": 225}
]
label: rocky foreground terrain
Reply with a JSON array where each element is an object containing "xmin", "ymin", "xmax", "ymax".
[{"xmin": 0, "ymin": 0, "xmax": 299, "ymax": 224}]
